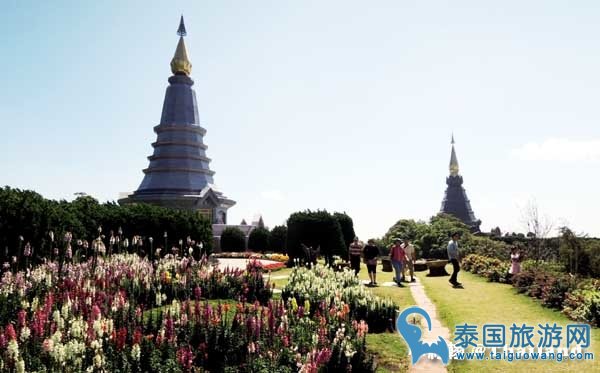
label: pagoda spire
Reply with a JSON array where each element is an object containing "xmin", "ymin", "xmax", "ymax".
[
  {"xmin": 177, "ymin": 15, "xmax": 187, "ymax": 36},
  {"xmin": 171, "ymin": 16, "xmax": 192, "ymax": 76},
  {"xmin": 449, "ymin": 135, "xmax": 459, "ymax": 176},
  {"xmin": 439, "ymin": 134, "xmax": 481, "ymax": 232}
]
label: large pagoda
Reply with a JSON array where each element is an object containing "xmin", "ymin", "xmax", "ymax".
[
  {"xmin": 439, "ymin": 136, "xmax": 481, "ymax": 232},
  {"xmin": 120, "ymin": 16, "xmax": 235, "ymax": 224}
]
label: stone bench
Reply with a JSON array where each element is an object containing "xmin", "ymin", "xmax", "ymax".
[
  {"xmin": 426, "ymin": 259, "xmax": 449, "ymax": 276},
  {"xmin": 414, "ymin": 259, "xmax": 428, "ymax": 272}
]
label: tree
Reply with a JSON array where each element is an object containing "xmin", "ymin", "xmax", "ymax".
[
  {"xmin": 333, "ymin": 212, "xmax": 356, "ymax": 249},
  {"xmin": 521, "ymin": 199, "xmax": 554, "ymax": 262},
  {"xmin": 248, "ymin": 227, "xmax": 270, "ymax": 253},
  {"xmin": 268, "ymin": 225, "xmax": 287, "ymax": 253},
  {"xmin": 220, "ymin": 227, "xmax": 246, "ymax": 252},
  {"xmin": 286, "ymin": 210, "xmax": 345, "ymax": 265}
]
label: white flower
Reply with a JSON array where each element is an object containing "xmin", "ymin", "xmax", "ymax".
[
  {"xmin": 131, "ymin": 344, "xmax": 141, "ymax": 361},
  {"xmin": 19, "ymin": 327, "xmax": 30, "ymax": 342},
  {"xmin": 16, "ymin": 359, "xmax": 25, "ymax": 373},
  {"xmin": 7, "ymin": 340, "xmax": 19, "ymax": 361}
]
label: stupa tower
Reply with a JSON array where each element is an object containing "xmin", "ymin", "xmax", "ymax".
[
  {"xmin": 120, "ymin": 16, "xmax": 235, "ymax": 224},
  {"xmin": 439, "ymin": 135, "xmax": 481, "ymax": 232}
]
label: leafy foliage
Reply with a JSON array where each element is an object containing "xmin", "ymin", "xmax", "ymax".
[
  {"xmin": 286, "ymin": 210, "xmax": 346, "ymax": 264},
  {"xmin": 333, "ymin": 212, "xmax": 357, "ymax": 249},
  {"xmin": 247, "ymin": 227, "xmax": 270, "ymax": 252},
  {"xmin": 0, "ymin": 187, "xmax": 212, "ymax": 267},
  {"xmin": 268, "ymin": 225, "xmax": 288, "ymax": 253},
  {"xmin": 220, "ymin": 227, "xmax": 246, "ymax": 252}
]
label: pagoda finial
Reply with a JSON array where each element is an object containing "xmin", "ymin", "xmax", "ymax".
[
  {"xmin": 451, "ymin": 133, "xmax": 455, "ymax": 145},
  {"xmin": 170, "ymin": 16, "xmax": 192, "ymax": 76},
  {"xmin": 449, "ymin": 135, "xmax": 459, "ymax": 176},
  {"xmin": 177, "ymin": 15, "xmax": 187, "ymax": 36}
]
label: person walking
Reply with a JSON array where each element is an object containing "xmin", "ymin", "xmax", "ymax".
[
  {"xmin": 390, "ymin": 238, "xmax": 407, "ymax": 287},
  {"xmin": 363, "ymin": 239, "xmax": 380, "ymax": 286},
  {"xmin": 348, "ymin": 237, "xmax": 364, "ymax": 275},
  {"xmin": 447, "ymin": 232, "xmax": 462, "ymax": 287},
  {"xmin": 402, "ymin": 239, "xmax": 416, "ymax": 283}
]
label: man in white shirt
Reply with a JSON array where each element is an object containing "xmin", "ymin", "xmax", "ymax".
[{"xmin": 402, "ymin": 239, "xmax": 416, "ymax": 283}]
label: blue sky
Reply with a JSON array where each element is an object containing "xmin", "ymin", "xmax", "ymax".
[{"xmin": 2, "ymin": 1, "xmax": 600, "ymax": 239}]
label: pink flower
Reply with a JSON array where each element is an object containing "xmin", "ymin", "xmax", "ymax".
[
  {"xmin": 42, "ymin": 338, "xmax": 54, "ymax": 353},
  {"xmin": 315, "ymin": 348, "xmax": 332, "ymax": 366},
  {"xmin": 165, "ymin": 314, "xmax": 175, "ymax": 343},
  {"xmin": 177, "ymin": 346, "xmax": 194, "ymax": 371},
  {"xmin": 23, "ymin": 243, "xmax": 32, "ymax": 257},
  {"xmin": 194, "ymin": 286, "xmax": 202, "ymax": 300},
  {"xmin": 91, "ymin": 305, "xmax": 102, "ymax": 320},
  {"xmin": 5, "ymin": 324, "xmax": 16, "ymax": 341},
  {"xmin": 17, "ymin": 310, "xmax": 27, "ymax": 328}
]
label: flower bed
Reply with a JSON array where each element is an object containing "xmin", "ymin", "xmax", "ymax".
[
  {"xmin": 462, "ymin": 254, "xmax": 600, "ymax": 327},
  {"xmin": 211, "ymin": 252, "xmax": 289, "ymax": 263},
  {"xmin": 0, "ymin": 253, "xmax": 376, "ymax": 371},
  {"xmin": 282, "ymin": 264, "xmax": 397, "ymax": 333}
]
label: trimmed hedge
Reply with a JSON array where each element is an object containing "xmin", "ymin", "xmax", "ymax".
[
  {"xmin": 286, "ymin": 210, "xmax": 346, "ymax": 264},
  {"xmin": 220, "ymin": 227, "xmax": 246, "ymax": 252},
  {"xmin": 0, "ymin": 186, "xmax": 212, "ymax": 267},
  {"xmin": 333, "ymin": 212, "xmax": 357, "ymax": 249},
  {"xmin": 268, "ymin": 225, "xmax": 287, "ymax": 253},
  {"xmin": 248, "ymin": 227, "xmax": 270, "ymax": 252}
]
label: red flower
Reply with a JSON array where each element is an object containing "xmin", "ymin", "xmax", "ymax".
[
  {"xmin": 133, "ymin": 328, "xmax": 143, "ymax": 345},
  {"xmin": 5, "ymin": 324, "xmax": 16, "ymax": 341},
  {"xmin": 116, "ymin": 327, "xmax": 127, "ymax": 350}
]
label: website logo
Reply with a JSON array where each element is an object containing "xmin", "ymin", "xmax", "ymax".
[{"xmin": 396, "ymin": 306, "xmax": 450, "ymax": 365}]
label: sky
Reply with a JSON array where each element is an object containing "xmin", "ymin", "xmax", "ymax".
[{"xmin": 2, "ymin": 1, "xmax": 600, "ymax": 239}]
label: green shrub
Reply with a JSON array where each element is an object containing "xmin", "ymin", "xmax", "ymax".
[
  {"xmin": 268, "ymin": 225, "xmax": 287, "ymax": 253},
  {"xmin": 286, "ymin": 210, "xmax": 346, "ymax": 264},
  {"xmin": 333, "ymin": 212, "xmax": 356, "ymax": 249},
  {"xmin": 220, "ymin": 227, "xmax": 246, "ymax": 252},
  {"xmin": 563, "ymin": 287, "xmax": 600, "ymax": 327},
  {"xmin": 461, "ymin": 254, "xmax": 510, "ymax": 283},
  {"xmin": 248, "ymin": 227, "xmax": 270, "ymax": 253},
  {"xmin": 0, "ymin": 186, "xmax": 212, "ymax": 267},
  {"xmin": 540, "ymin": 275, "xmax": 576, "ymax": 309}
]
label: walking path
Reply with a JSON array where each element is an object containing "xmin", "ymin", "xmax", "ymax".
[{"xmin": 406, "ymin": 278, "xmax": 451, "ymax": 373}]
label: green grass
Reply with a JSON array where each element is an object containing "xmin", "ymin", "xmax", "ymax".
[{"xmin": 418, "ymin": 266, "xmax": 600, "ymax": 373}]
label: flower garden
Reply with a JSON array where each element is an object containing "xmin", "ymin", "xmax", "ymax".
[{"xmin": 0, "ymin": 244, "xmax": 398, "ymax": 372}]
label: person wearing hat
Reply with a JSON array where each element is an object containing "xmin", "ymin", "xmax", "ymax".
[
  {"xmin": 390, "ymin": 238, "xmax": 407, "ymax": 287},
  {"xmin": 447, "ymin": 232, "xmax": 462, "ymax": 287}
]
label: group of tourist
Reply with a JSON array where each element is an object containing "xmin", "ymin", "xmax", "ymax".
[
  {"xmin": 348, "ymin": 237, "xmax": 416, "ymax": 287},
  {"xmin": 348, "ymin": 232, "xmax": 522, "ymax": 289}
]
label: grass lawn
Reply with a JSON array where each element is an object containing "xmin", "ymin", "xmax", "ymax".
[
  {"xmin": 418, "ymin": 266, "xmax": 600, "ymax": 373},
  {"xmin": 357, "ymin": 264, "xmax": 416, "ymax": 371}
]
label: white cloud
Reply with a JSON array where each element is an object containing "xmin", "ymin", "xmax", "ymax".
[
  {"xmin": 260, "ymin": 189, "xmax": 284, "ymax": 201},
  {"xmin": 511, "ymin": 138, "xmax": 600, "ymax": 161}
]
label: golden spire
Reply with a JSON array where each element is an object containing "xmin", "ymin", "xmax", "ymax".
[
  {"xmin": 449, "ymin": 134, "xmax": 459, "ymax": 176},
  {"xmin": 170, "ymin": 16, "xmax": 192, "ymax": 76}
]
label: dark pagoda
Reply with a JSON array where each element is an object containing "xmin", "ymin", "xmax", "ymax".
[
  {"xmin": 120, "ymin": 16, "xmax": 235, "ymax": 224},
  {"xmin": 439, "ymin": 135, "xmax": 481, "ymax": 232}
]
